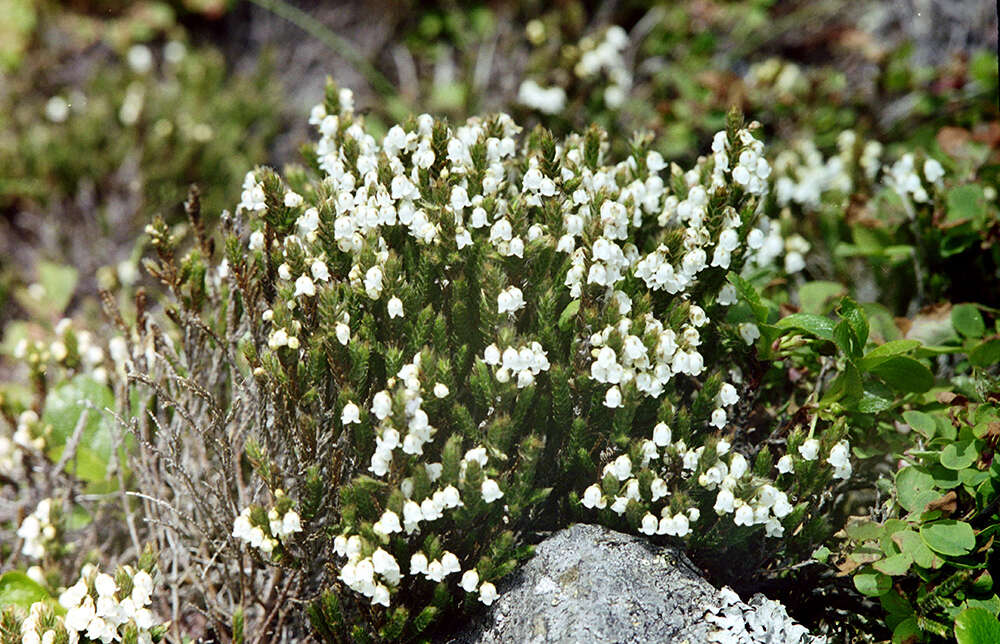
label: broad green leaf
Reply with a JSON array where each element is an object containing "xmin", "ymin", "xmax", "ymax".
[
  {"xmin": 839, "ymin": 297, "xmax": 869, "ymax": 351},
  {"xmin": 846, "ymin": 520, "xmax": 885, "ymax": 542},
  {"xmin": 0, "ymin": 571, "xmax": 50, "ymax": 609},
  {"xmin": 558, "ymin": 300, "xmax": 580, "ymax": 330},
  {"xmin": 892, "ymin": 529, "xmax": 937, "ymax": 569},
  {"xmin": 37, "ymin": 261, "xmax": 79, "ymax": 316},
  {"xmin": 901, "ymin": 410, "xmax": 936, "ymax": 439},
  {"xmin": 940, "ymin": 440, "xmax": 980, "ymax": 470},
  {"xmin": 860, "ymin": 340, "xmax": 921, "ymax": 370},
  {"xmin": 955, "ymin": 607, "xmax": 1000, "ymax": 644},
  {"xmin": 929, "ymin": 465, "xmax": 961, "ymax": 489},
  {"xmin": 892, "ymin": 617, "xmax": 921, "ymax": 644},
  {"xmin": 43, "ymin": 375, "xmax": 117, "ymax": 483},
  {"xmin": 854, "ymin": 570, "xmax": 892, "ymax": 597},
  {"xmin": 896, "ymin": 466, "xmax": 937, "ymax": 513},
  {"xmin": 920, "ymin": 520, "xmax": 976, "ymax": 557},
  {"xmin": 798, "ymin": 281, "xmax": 845, "ymax": 314},
  {"xmin": 952, "ymin": 304, "xmax": 986, "ymax": 339},
  {"xmin": 822, "ymin": 361, "xmax": 862, "ymax": 405},
  {"xmin": 874, "ymin": 552, "xmax": 912, "ymax": 576},
  {"xmin": 857, "ymin": 390, "xmax": 893, "ymax": 413},
  {"xmin": 833, "ymin": 320, "xmax": 857, "ymax": 357},
  {"xmin": 870, "ymin": 356, "xmax": 934, "ymax": 393},
  {"xmin": 969, "ymin": 339, "xmax": 1000, "ymax": 368},
  {"xmin": 776, "ymin": 313, "xmax": 835, "ymax": 341},
  {"xmin": 812, "ymin": 546, "xmax": 831, "ymax": 563},
  {"xmin": 946, "ymin": 185, "xmax": 987, "ymax": 225}
]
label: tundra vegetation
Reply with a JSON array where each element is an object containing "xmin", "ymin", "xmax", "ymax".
[{"xmin": 1, "ymin": 1, "xmax": 998, "ymax": 643}]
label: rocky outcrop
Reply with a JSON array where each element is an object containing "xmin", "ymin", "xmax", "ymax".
[{"xmin": 447, "ymin": 523, "xmax": 822, "ymax": 644}]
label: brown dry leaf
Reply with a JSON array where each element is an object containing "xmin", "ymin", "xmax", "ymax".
[
  {"xmin": 936, "ymin": 391, "xmax": 966, "ymax": 405},
  {"xmin": 925, "ymin": 491, "xmax": 958, "ymax": 516},
  {"xmin": 937, "ymin": 126, "xmax": 973, "ymax": 158},
  {"xmin": 973, "ymin": 122, "xmax": 1000, "ymax": 148}
]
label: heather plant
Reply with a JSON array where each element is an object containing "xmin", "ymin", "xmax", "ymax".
[{"xmin": 112, "ymin": 77, "xmax": 884, "ymax": 639}]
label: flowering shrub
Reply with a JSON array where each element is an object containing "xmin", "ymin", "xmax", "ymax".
[{"xmin": 116, "ymin": 75, "xmax": 887, "ymax": 639}]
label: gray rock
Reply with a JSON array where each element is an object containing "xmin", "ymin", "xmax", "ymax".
[{"xmin": 447, "ymin": 523, "xmax": 822, "ymax": 644}]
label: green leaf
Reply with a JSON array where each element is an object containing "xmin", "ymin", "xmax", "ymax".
[
  {"xmin": 896, "ymin": 466, "xmax": 938, "ymax": 513},
  {"xmin": 952, "ymin": 304, "xmax": 986, "ymax": 339},
  {"xmin": 854, "ymin": 570, "xmax": 892, "ymax": 597},
  {"xmin": 0, "ymin": 0, "xmax": 36, "ymax": 72},
  {"xmin": 776, "ymin": 313, "xmax": 835, "ymax": 341},
  {"xmin": 37, "ymin": 261, "xmax": 79, "ymax": 316},
  {"xmin": 892, "ymin": 529, "xmax": 937, "ymax": 568},
  {"xmin": 798, "ymin": 281, "xmax": 846, "ymax": 314},
  {"xmin": 43, "ymin": 375, "xmax": 117, "ymax": 483},
  {"xmin": 0, "ymin": 571, "xmax": 50, "ymax": 609},
  {"xmin": 955, "ymin": 607, "xmax": 1000, "ymax": 644},
  {"xmin": 558, "ymin": 299, "xmax": 580, "ymax": 330},
  {"xmin": 901, "ymin": 410, "xmax": 936, "ymax": 439},
  {"xmin": 846, "ymin": 520, "xmax": 885, "ymax": 542},
  {"xmin": 812, "ymin": 546, "xmax": 831, "ymax": 563},
  {"xmin": 822, "ymin": 361, "xmax": 863, "ymax": 405},
  {"xmin": 857, "ymin": 390, "xmax": 893, "ymax": 413},
  {"xmin": 859, "ymin": 340, "xmax": 922, "ymax": 370},
  {"xmin": 946, "ymin": 185, "xmax": 986, "ymax": 225},
  {"xmin": 839, "ymin": 297, "xmax": 869, "ymax": 351},
  {"xmin": 940, "ymin": 440, "xmax": 980, "ymax": 470},
  {"xmin": 869, "ymin": 356, "xmax": 934, "ymax": 393},
  {"xmin": 874, "ymin": 552, "xmax": 913, "ymax": 576},
  {"xmin": 920, "ymin": 520, "xmax": 976, "ymax": 557},
  {"xmin": 892, "ymin": 617, "xmax": 921, "ymax": 644},
  {"xmin": 969, "ymin": 339, "xmax": 1000, "ymax": 368}
]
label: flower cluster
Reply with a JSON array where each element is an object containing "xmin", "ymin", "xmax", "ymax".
[
  {"xmin": 14, "ymin": 561, "xmax": 166, "ymax": 644},
  {"xmin": 17, "ymin": 498, "xmax": 59, "ymax": 560},
  {"xmin": 482, "ymin": 341, "xmax": 551, "ymax": 388},
  {"xmin": 574, "ymin": 26, "xmax": 632, "ymax": 108},
  {"xmin": 231, "ymin": 491, "xmax": 303, "ymax": 556}
]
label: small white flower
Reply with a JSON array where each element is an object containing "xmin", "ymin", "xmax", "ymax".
[
  {"xmin": 498, "ymin": 286, "xmax": 526, "ymax": 314},
  {"xmin": 479, "ymin": 581, "xmax": 499, "ymax": 606},
  {"xmin": 610, "ymin": 455, "xmax": 632, "ymax": 481},
  {"xmin": 461, "ymin": 569, "xmax": 480, "ymax": 592},
  {"xmin": 249, "ymin": 230, "xmax": 265, "ymax": 250},
  {"xmin": 433, "ymin": 383, "xmax": 449, "ymax": 398},
  {"xmin": 581, "ymin": 484, "xmax": 606, "ymax": 509},
  {"xmin": 481, "ymin": 479, "xmax": 504, "ymax": 503},
  {"xmin": 342, "ymin": 402, "xmax": 361, "ymax": 425},
  {"xmin": 798, "ymin": 439, "xmax": 820, "ymax": 461},
  {"xmin": 738, "ymin": 322, "xmax": 760, "ymax": 345},
  {"xmin": 94, "ymin": 573, "xmax": 117, "ymax": 598},
  {"xmin": 372, "ymin": 391, "xmax": 392, "ymax": 419},
  {"xmin": 311, "ymin": 259, "xmax": 330, "ymax": 281},
  {"xmin": 652, "ymin": 422, "xmax": 672, "ymax": 447},
  {"xmin": 776, "ymin": 454, "xmax": 794, "ymax": 474},
  {"xmin": 604, "ymin": 385, "xmax": 623, "ymax": 408},
  {"xmin": 639, "ymin": 512, "xmax": 659, "ymax": 535},
  {"xmin": 336, "ymin": 323, "xmax": 351, "ymax": 345},
  {"xmin": 388, "ymin": 296, "xmax": 404, "ymax": 319},
  {"xmin": 410, "ymin": 552, "xmax": 428, "ymax": 575},
  {"xmin": 714, "ymin": 488, "xmax": 735, "ymax": 514},
  {"xmin": 294, "ymin": 274, "xmax": 316, "ymax": 297},
  {"xmin": 923, "ymin": 158, "xmax": 944, "ymax": 183}
]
